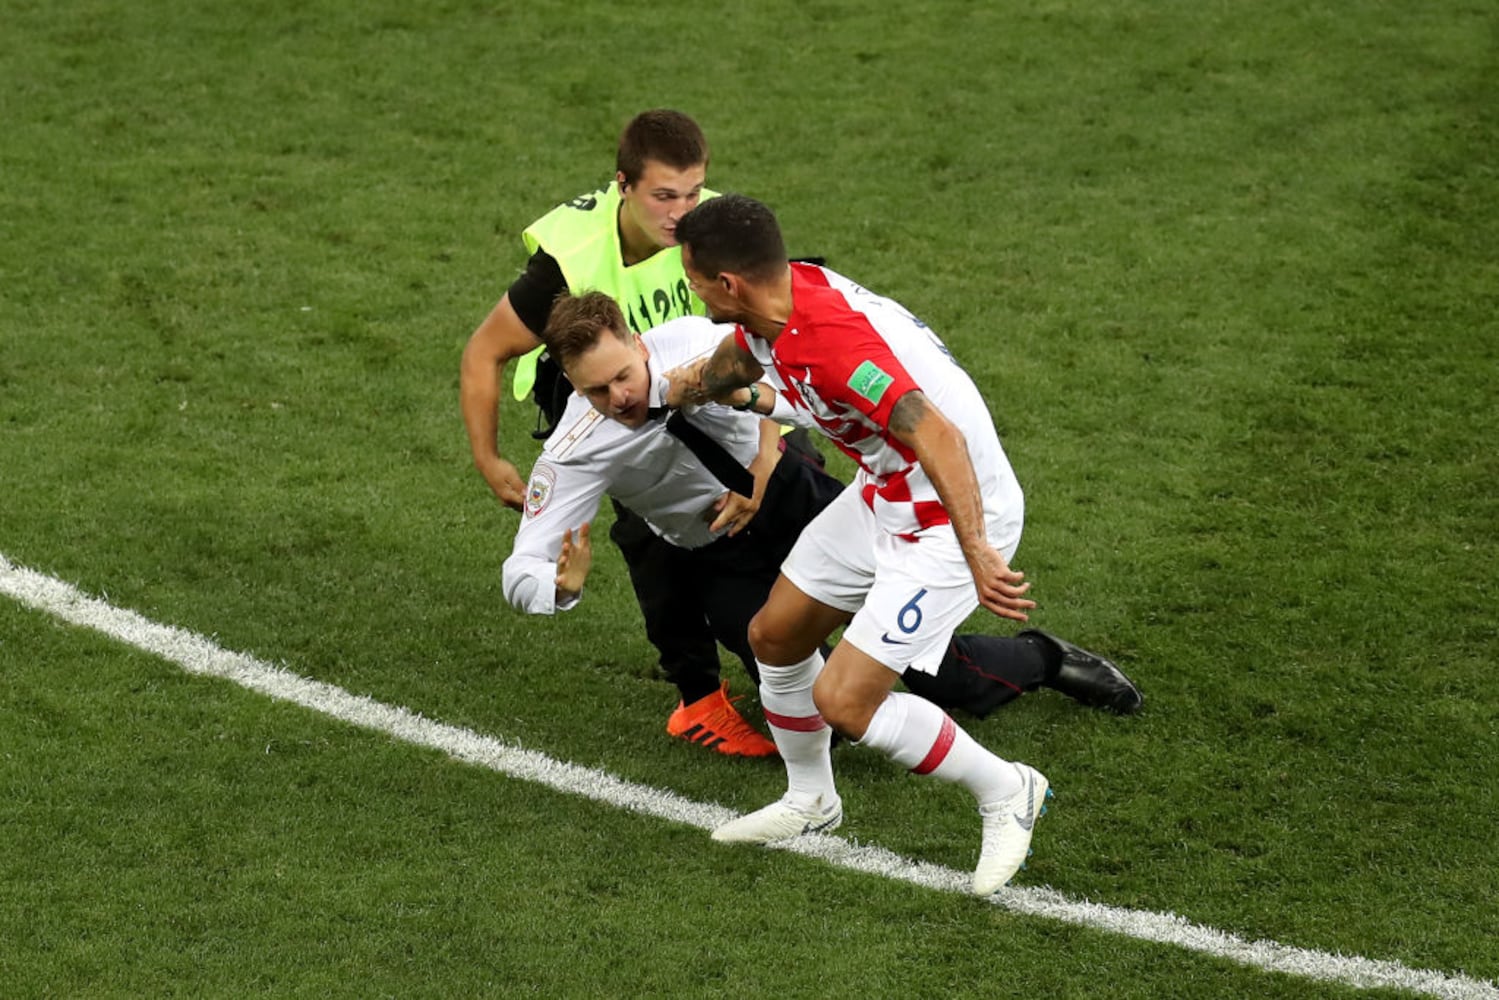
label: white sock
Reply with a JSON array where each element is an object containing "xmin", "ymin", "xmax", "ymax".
[
  {"xmin": 860, "ymin": 692, "xmax": 1021, "ymax": 805},
  {"xmin": 759, "ymin": 652, "xmax": 836, "ymax": 810}
]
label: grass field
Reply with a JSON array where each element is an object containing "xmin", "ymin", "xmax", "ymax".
[{"xmin": 2, "ymin": 0, "xmax": 1496, "ymax": 997}]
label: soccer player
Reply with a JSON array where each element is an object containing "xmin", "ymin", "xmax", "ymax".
[
  {"xmin": 502, "ymin": 292, "xmax": 1141, "ymax": 757},
  {"xmin": 667, "ymin": 193, "xmax": 1076, "ymax": 893}
]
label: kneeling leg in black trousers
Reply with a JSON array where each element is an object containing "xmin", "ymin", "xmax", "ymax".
[{"xmin": 900, "ymin": 630, "xmax": 1144, "ymax": 718}]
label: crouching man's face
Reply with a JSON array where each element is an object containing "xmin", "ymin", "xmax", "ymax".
[{"xmin": 563, "ymin": 328, "xmax": 654, "ymax": 429}]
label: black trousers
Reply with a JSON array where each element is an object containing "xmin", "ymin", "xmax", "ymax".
[{"xmin": 609, "ymin": 499, "xmax": 725, "ymax": 705}]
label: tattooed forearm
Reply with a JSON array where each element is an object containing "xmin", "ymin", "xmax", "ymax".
[
  {"xmin": 703, "ymin": 346, "xmax": 763, "ymax": 396},
  {"xmin": 888, "ymin": 390, "xmax": 931, "ymax": 435}
]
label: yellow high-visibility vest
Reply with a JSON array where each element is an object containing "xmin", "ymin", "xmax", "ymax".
[{"xmin": 511, "ymin": 182, "xmax": 718, "ymax": 401}]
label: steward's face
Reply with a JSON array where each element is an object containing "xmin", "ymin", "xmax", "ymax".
[{"xmin": 618, "ymin": 159, "xmax": 706, "ymax": 252}]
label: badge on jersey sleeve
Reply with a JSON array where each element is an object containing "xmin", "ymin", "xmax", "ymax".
[
  {"xmin": 848, "ymin": 360, "xmax": 894, "ymax": 405},
  {"xmin": 525, "ymin": 464, "xmax": 557, "ymax": 518}
]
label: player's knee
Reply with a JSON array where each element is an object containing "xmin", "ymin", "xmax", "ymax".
[
  {"xmin": 812, "ymin": 672, "xmax": 874, "ymax": 739},
  {"xmin": 747, "ymin": 610, "xmax": 793, "ymax": 664}
]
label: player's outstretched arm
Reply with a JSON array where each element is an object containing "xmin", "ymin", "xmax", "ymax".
[
  {"xmin": 702, "ymin": 334, "xmax": 765, "ymax": 398},
  {"xmin": 459, "ymin": 293, "xmax": 543, "ymax": 510},
  {"xmin": 666, "ymin": 333, "xmax": 764, "ymax": 407},
  {"xmin": 888, "ymin": 391, "xmax": 1035, "ymax": 622}
]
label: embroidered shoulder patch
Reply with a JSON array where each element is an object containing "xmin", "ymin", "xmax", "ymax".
[
  {"xmin": 525, "ymin": 464, "xmax": 557, "ymax": 518},
  {"xmin": 847, "ymin": 360, "xmax": 894, "ymax": 405}
]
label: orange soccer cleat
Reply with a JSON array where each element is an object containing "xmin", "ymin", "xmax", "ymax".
[{"xmin": 667, "ymin": 682, "xmax": 778, "ymax": 758}]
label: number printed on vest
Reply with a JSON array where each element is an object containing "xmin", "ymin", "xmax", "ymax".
[
  {"xmin": 623, "ymin": 278, "xmax": 696, "ymax": 333},
  {"xmin": 565, "ymin": 186, "xmax": 608, "ymax": 212}
]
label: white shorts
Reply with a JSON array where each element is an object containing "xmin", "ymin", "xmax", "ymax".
[{"xmin": 780, "ymin": 484, "xmax": 1023, "ymax": 675}]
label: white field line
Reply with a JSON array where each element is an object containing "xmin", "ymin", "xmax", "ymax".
[{"xmin": 2, "ymin": 552, "xmax": 1494, "ymax": 1000}]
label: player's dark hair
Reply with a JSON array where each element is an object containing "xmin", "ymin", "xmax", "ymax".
[
  {"xmin": 544, "ymin": 291, "xmax": 633, "ymax": 371},
  {"xmin": 616, "ymin": 109, "xmax": 709, "ymax": 187},
  {"xmin": 674, "ymin": 193, "xmax": 787, "ymax": 283}
]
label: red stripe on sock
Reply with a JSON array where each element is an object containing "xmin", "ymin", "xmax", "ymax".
[
  {"xmin": 763, "ymin": 709, "xmax": 827, "ymax": 733},
  {"xmin": 910, "ymin": 714, "xmax": 957, "ymax": 775}
]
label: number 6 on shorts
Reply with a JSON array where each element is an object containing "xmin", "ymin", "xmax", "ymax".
[{"xmin": 897, "ymin": 588, "xmax": 929, "ymax": 634}]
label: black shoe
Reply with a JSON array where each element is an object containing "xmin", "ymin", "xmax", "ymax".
[{"xmin": 1020, "ymin": 629, "xmax": 1143, "ymax": 715}]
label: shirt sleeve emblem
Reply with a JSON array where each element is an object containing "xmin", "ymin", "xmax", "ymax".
[
  {"xmin": 847, "ymin": 360, "xmax": 894, "ymax": 405},
  {"xmin": 525, "ymin": 464, "xmax": 557, "ymax": 518}
]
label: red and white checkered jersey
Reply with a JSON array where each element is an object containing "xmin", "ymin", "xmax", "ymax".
[{"xmin": 734, "ymin": 263, "xmax": 1022, "ymax": 540}]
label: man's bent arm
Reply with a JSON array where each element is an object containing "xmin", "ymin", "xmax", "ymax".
[
  {"xmin": 889, "ymin": 390, "xmax": 1034, "ymax": 622},
  {"xmin": 459, "ymin": 293, "xmax": 543, "ymax": 510}
]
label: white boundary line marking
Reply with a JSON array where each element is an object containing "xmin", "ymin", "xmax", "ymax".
[{"xmin": 3, "ymin": 552, "xmax": 1493, "ymax": 1000}]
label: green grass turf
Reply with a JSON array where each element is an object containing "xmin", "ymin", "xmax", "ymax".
[
  {"xmin": 0, "ymin": 605, "xmax": 1415, "ymax": 1000},
  {"xmin": 2, "ymin": 0, "xmax": 1496, "ymax": 995}
]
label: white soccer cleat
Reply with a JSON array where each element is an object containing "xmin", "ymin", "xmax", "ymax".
[
  {"xmin": 973, "ymin": 763, "xmax": 1052, "ymax": 895},
  {"xmin": 711, "ymin": 794, "xmax": 843, "ymax": 843}
]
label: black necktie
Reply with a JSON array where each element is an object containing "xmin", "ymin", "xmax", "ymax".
[{"xmin": 646, "ymin": 407, "xmax": 755, "ymax": 497}]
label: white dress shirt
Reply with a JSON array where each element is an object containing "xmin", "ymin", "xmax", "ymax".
[{"xmin": 502, "ymin": 316, "xmax": 765, "ymax": 614}]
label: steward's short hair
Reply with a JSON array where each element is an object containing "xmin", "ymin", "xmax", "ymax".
[
  {"xmin": 616, "ymin": 109, "xmax": 709, "ymax": 187},
  {"xmin": 544, "ymin": 291, "xmax": 632, "ymax": 370},
  {"xmin": 675, "ymin": 194, "xmax": 787, "ymax": 283}
]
